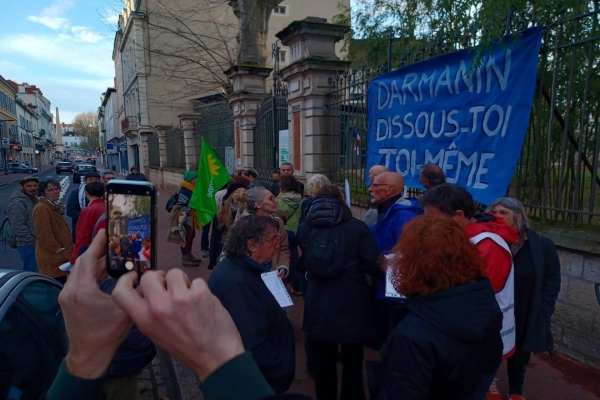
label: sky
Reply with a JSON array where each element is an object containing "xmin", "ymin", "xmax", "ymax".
[{"xmin": 0, "ymin": 0, "xmax": 120, "ymax": 124}]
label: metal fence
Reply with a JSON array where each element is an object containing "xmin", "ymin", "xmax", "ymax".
[
  {"xmin": 165, "ymin": 128, "xmax": 185, "ymax": 168},
  {"xmin": 193, "ymin": 100, "xmax": 233, "ymax": 170},
  {"xmin": 325, "ymin": 8, "xmax": 600, "ymax": 224},
  {"xmin": 147, "ymin": 134, "xmax": 160, "ymax": 168}
]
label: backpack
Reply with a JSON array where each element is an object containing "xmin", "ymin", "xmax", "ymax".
[
  {"xmin": 166, "ymin": 192, "xmax": 179, "ymax": 213},
  {"xmin": 304, "ymin": 227, "xmax": 346, "ymax": 278},
  {"xmin": 0, "ymin": 217, "xmax": 17, "ymax": 249}
]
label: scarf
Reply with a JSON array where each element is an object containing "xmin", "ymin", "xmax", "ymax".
[
  {"xmin": 42, "ymin": 196, "xmax": 66, "ymax": 215},
  {"xmin": 511, "ymin": 229, "xmax": 528, "ymax": 256},
  {"xmin": 180, "ymin": 180, "xmax": 201, "ymax": 230},
  {"xmin": 79, "ymin": 182, "xmax": 87, "ymax": 209}
]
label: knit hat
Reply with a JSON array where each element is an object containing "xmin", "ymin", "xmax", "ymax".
[
  {"xmin": 223, "ymin": 182, "xmax": 247, "ymax": 202},
  {"xmin": 183, "ymin": 171, "xmax": 198, "ymax": 182}
]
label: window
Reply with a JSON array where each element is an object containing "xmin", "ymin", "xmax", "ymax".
[
  {"xmin": 279, "ymin": 51, "xmax": 287, "ymax": 63},
  {"xmin": 273, "ymin": 5, "xmax": 287, "ymax": 14}
]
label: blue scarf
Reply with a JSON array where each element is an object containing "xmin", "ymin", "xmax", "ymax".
[{"xmin": 243, "ymin": 256, "xmax": 271, "ymax": 273}]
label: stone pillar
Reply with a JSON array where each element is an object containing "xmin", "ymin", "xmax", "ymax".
[
  {"xmin": 180, "ymin": 115, "xmax": 198, "ymax": 171},
  {"xmin": 141, "ymin": 135, "xmax": 150, "ymax": 177},
  {"xmin": 156, "ymin": 125, "xmax": 170, "ymax": 168},
  {"xmin": 277, "ymin": 18, "xmax": 350, "ymax": 181},
  {"xmin": 225, "ymin": 66, "xmax": 272, "ymax": 170}
]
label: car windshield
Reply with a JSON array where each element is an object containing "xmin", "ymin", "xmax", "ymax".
[
  {"xmin": 59, "ymin": 162, "xmax": 70, "ymax": 166},
  {"xmin": 79, "ymin": 165, "xmax": 94, "ymax": 172}
]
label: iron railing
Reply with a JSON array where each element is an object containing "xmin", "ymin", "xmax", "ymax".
[
  {"xmin": 165, "ymin": 128, "xmax": 185, "ymax": 168},
  {"xmin": 147, "ymin": 134, "xmax": 160, "ymax": 168},
  {"xmin": 325, "ymin": 7, "xmax": 600, "ymax": 224},
  {"xmin": 193, "ymin": 100, "xmax": 233, "ymax": 170}
]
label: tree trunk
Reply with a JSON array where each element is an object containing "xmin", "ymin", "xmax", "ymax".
[{"xmin": 229, "ymin": 0, "xmax": 283, "ymax": 66}]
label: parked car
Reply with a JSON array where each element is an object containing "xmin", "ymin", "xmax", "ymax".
[
  {"xmin": 56, "ymin": 161, "xmax": 74, "ymax": 175},
  {"xmin": 75, "ymin": 156, "xmax": 82, "ymax": 162},
  {"xmin": 8, "ymin": 163, "xmax": 39, "ymax": 174},
  {"xmin": 72, "ymin": 164, "xmax": 97, "ymax": 183},
  {"xmin": 0, "ymin": 269, "xmax": 66, "ymax": 399},
  {"xmin": 596, "ymin": 283, "xmax": 600, "ymax": 306}
]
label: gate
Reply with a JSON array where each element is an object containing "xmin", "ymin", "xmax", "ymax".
[
  {"xmin": 325, "ymin": 8, "xmax": 600, "ymax": 224},
  {"xmin": 193, "ymin": 97, "xmax": 233, "ymax": 170},
  {"xmin": 253, "ymin": 43, "xmax": 289, "ymax": 183}
]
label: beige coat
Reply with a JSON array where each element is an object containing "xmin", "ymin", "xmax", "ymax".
[
  {"xmin": 166, "ymin": 205, "xmax": 186, "ymax": 247},
  {"xmin": 33, "ymin": 198, "xmax": 73, "ymax": 278}
]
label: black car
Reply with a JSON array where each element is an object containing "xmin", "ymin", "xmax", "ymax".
[
  {"xmin": 56, "ymin": 161, "xmax": 73, "ymax": 175},
  {"xmin": 0, "ymin": 270, "xmax": 66, "ymax": 398},
  {"xmin": 72, "ymin": 164, "xmax": 97, "ymax": 184}
]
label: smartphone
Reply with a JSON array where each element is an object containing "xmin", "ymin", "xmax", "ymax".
[{"xmin": 106, "ymin": 180, "xmax": 157, "ymax": 279}]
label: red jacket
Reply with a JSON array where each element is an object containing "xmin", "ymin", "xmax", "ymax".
[
  {"xmin": 71, "ymin": 198, "xmax": 105, "ymax": 265},
  {"xmin": 464, "ymin": 213, "xmax": 518, "ymax": 293}
]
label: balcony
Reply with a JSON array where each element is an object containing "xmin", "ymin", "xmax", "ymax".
[{"xmin": 121, "ymin": 116, "xmax": 138, "ymax": 137}]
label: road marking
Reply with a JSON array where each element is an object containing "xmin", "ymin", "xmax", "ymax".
[{"xmin": 59, "ymin": 176, "xmax": 70, "ymax": 200}]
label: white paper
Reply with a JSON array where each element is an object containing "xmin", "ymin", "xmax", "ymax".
[
  {"xmin": 261, "ymin": 271, "xmax": 294, "ymax": 308},
  {"xmin": 384, "ymin": 254, "xmax": 405, "ymax": 299}
]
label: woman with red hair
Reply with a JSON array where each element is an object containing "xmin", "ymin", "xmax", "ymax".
[{"xmin": 377, "ymin": 216, "xmax": 503, "ymax": 399}]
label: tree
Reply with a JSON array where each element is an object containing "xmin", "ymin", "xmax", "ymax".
[{"xmin": 72, "ymin": 111, "xmax": 100, "ymax": 152}]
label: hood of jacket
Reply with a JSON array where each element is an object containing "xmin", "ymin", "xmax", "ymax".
[
  {"xmin": 10, "ymin": 188, "xmax": 36, "ymax": 204},
  {"xmin": 278, "ymin": 191, "xmax": 302, "ymax": 206},
  {"xmin": 405, "ymin": 278, "xmax": 501, "ymax": 344},
  {"xmin": 464, "ymin": 213, "xmax": 518, "ymax": 246},
  {"xmin": 306, "ymin": 197, "xmax": 352, "ymax": 228}
]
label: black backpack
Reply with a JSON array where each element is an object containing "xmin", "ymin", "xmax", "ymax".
[
  {"xmin": 304, "ymin": 226, "xmax": 346, "ymax": 278},
  {"xmin": 166, "ymin": 192, "xmax": 179, "ymax": 213}
]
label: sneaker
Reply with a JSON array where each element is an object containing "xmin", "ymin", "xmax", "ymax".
[
  {"xmin": 509, "ymin": 395, "xmax": 525, "ymax": 400},
  {"xmin": 189, "ymin": 255, "xmax": 202, "ymax": 263},
  {"xmin": 201, "ymin": 250, "xmax": 209, "ymax": 258},
  {"xmin": 486, "ymin": 379, "xmax": 503, "ymax": 400},
  {"xmin": 182, "ymin": 259, "xmax": 200, "ymax": 267}
]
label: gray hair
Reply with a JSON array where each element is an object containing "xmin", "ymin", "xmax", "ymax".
[
  {"xmin": 486, "ymin": 197, "xmax": 530, "ymax": 231},
  {"xmin": 222, "ymin": 215, "xmax": 280, "ymax": 258},
  {"xmin": 246, "ymin": 187, "xmax": 271, "ymax": 214},
  {"xmin": 306, "ymin": 174, "xmax": 331, "ymax": 197}
]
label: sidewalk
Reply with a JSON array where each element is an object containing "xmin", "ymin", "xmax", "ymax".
[
  {"xmin": 0, "ymin": 164, "xmax": 56, "ymax": 187},
  {"xmin": 152, "ymin": 186, "xmax": 600, "ymax": 400}
]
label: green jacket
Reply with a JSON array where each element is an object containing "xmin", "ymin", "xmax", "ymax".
[{"xmin": 277, "ymin": 192, "xmax": 302, "ymax": 233}]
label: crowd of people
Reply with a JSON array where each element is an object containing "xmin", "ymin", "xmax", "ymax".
[{"xmin": 6, "ymin": 160, "xmax": 562, "ymax": 400}]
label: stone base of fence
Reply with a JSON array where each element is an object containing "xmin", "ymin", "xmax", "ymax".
[{"xmin": 149, "ymin": 166, "xmax": 184, "ymax": 193}]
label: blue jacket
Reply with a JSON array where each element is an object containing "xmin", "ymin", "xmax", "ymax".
[{"xmin": 369, "ymin": 197, "xmax": 422, "ymax": 254}]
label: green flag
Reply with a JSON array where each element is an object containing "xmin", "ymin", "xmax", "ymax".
[{"xmin": 189, "ymin": 138, "xmax": 231, "ymax": 225}]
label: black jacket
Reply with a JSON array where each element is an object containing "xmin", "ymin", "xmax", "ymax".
[
  {"xmin": 377, "ymin": 278, "xmax": 503, "ymax": 400},
  {"xmin": 66, "ymin": 189, "xmax": 88, "ymax": 237},
  {"xmin": 208, "ymin": 256, "xmax": 295, "ymax": 394},
  {"xmin": 125, "ymin": 172, "xmax": 148, "ymax": 181},
  {"xmin": 297, "ymin": 197, "xmax": 381, "ymax": 343},
  {"xmin": 208, "ymin": 208, "xmax": 238, "ymax": 269},
  {"xmin": 519, "ymin": 229, "xmax": 561, "ymax": 353}
]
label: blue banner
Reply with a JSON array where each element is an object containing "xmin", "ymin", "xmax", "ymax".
[
  {"xmin": 367, "ymin": 27, "xmax": 543, "ymax": 205},
  {"xmin": 126, "ymin": 215, "xmax": 150, "ymax": 238}
]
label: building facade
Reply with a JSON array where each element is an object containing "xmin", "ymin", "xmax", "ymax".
[
  {"xmin": 0, "ymin": 75, "xmax": 17, "ymax": 172},
  {"xmin": 14, "ymin": 97, "xmax": 38, "ymax": 164}
]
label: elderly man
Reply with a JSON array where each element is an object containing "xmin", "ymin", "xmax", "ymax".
[
  {"xmin": 280, "ymin": 162, "xmax": 304, "ymax": 196},
  {"xmin": 419, "ymin": 163, "xmax": 446, "ymax": 190},
  {"xmin": 7, "ymin": 177, "xmax": 39, "ymax": 272},
  {"xmin": 363, "ymin": 165, "xmax": 389, "ymax": 225}
]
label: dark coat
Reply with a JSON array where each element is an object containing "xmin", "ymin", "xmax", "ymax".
[
  {"xmin": 297, "ymin": 197, "xmax": 381, "ymax": 344},
  {"xmin": 125, "ymin": 172, "xmax": 148, "ymax": 181},
  {"xmin": 66, "ymin": 189, "xmax": 87, "ymax": 236},
  {"xmin": 208, "ymin": 256, "xmax": 295, "ymax": 394},
  {"xmin": 299, "ymin": 197, "xmax": 314, "ymax": 225},
  {"xmin": 378, "ymin": 279, "xmax": 503, "ymax": 400},
  {"xmin": 519, "ymin": 229, "xmax": 561, "ymax": 353},
  {"xmin": 208, "ymin": 208, "xmax": 238, "ymax": 269}
]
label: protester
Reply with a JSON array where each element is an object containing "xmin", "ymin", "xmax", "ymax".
[
  {"xmin": 297, "ymin": 185, "xmax": 380, "ymax": 400},
  {"xmin": 208, "ymin": 183, "xmax": 248, "ymax": 270},
  {"xmin": 103, "ymin": 171, "xmax": 116, "ymax": 184},
  {"xmin": 246, "ymin": 187, "xmax": 290, "ymax": 278},
  {"xmin": 125, "ymin": 166, "xmax": 147, "ymax": 181},
  {"xmin": 67, "ymin": 172, "xmax": 100, "ymax": 241},
  {"xmin": 375, "ymin": 216, "xmax": 503, "ymax": 399},
  {"xmin": 420, "ymin": 184, "xmax": 518, "ymax": 399},
  {"xmin": 270, "ymin": 167, "xmax": 281, "ymax": 196},
  {"xmin": 486, "ymin": 198, "xmax": 561, "ymax": 400},
  {"xmin": 46, "ymin": 232, "xmax": 309, "ymax": 400},
  {"xmin": 7, "ymin": 177, "xmax": 39, "ymax": 272},
  {"xmin": 209, "ymin": 215, "xmax": 295, "ymax": 393},
  {"xmin": 362, "ymin": 165, "xmax": 389, "ymax": 226},
  {"xmin": 274, "ymin": 210, "xmax": 301, "ymax": 295},
  {"xmin": 71, "ymin": 181, "xmax": 106, "ymax": 266},
  {"xmin": 280, "ymin": 162, "xmax": 304, "ymax": 196},
  {"xmin": 243, "ymin": 169, "xmax": 259, "ymax": 188},
  {"xmin": 216, "ymin": 175, "xmax": 250, "ymax": 211},
  {"xmin": 166, "ymin": 171, "xmax": 201, "ymax": 266},
  {"xmin": 418, "ymin": 163, "xmax": 446, "ymax": 190},
  {"xmin": 33, "ymin": 179, "xmax": 73, "ymax": 284},
  {"xmin": 300, "ymin": 174, "xmax": 331, "ymax": 224},
  {"xmin": 277, "ymin": 175, "xmax": 302, "ymax": 233}
]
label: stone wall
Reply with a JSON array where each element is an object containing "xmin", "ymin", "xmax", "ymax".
[
  {"xmin": 552, "ymin": 248, "xmax": 600, "ymax": 369},
  {"xmin": 148, "ymin": 167, "xmax": 184, "ymax": 193}
]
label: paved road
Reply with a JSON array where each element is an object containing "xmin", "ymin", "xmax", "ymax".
[{"xmin": 0, "ymin": 169, "xmax": 79, "ymax": 270}]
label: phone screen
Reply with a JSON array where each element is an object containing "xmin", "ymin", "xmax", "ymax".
[{"xmin": 106, "ymin": 181, "xmax": 156, "ymax": 279}]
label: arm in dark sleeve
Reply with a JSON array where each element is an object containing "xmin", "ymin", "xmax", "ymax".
[
  {"xmin": 45, "ymin": 359, "xmax": 105, "ymax": 400},
  {"xmin": 378, "ymin": 332, "xmax": 435, "ymax": 400},
  {"xmin": 66, "ymin": 190, "xmax": 81, "ymax": 221},
  {"xmin": 358, "ymin": 222, "xmax": 382, "ymax": 275},
  {"xmin": 209, "ymin": 216, "xmax": 221, "ymax": 268},
  {"xmin": 296, "ymin": 224, "xmax": 307, "ymax": 274},
  {"xmin": 540, "ymin": 236, "xmax": 561, "ymax": 324}
]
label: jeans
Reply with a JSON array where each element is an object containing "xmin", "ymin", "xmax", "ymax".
[
  {"xmin": 200, "ymin": 221, "xmax": 210, "ymax": 251},
  {"xmin": 180, "ymin": 224, "xmax": 196, "ymax": 259},
  {"xmin": 17, "ymin": 245, "xmax": 38, "ymax": 273},
  {"xmin": 312, "ymin": 339, "xmax": 366, "ymax": 400},
  {"xmin": 507, "ymin": 351, "xmax": 531, "ymax": 395},
  {"xmin": 473, "ymin": 371, "xmax": 496, "ymax": 400}
]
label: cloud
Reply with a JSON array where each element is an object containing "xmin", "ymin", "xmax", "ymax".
[
  {"xmin": 26, "ymin": 0, "xmax": 75, "ymax": 31},
  {"xmin": 0, "ymin": 60, "xmax": 26, "ymax": 75}
]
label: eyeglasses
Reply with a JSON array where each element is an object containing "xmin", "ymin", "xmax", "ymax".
[
  {"xmin": 46, "ymin": 188, "xmax": 60, "ymax": 193},
  {"xmin": 370, "ymin": 183, "xmax": 396, "ymax": 188},
  {"xmin": 264, "ymin": 233, "xmax": 282, "ymax": 244},
  {"xmin": 263, "ymin": 195, "xmax": 277, "ymax": 202}
]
